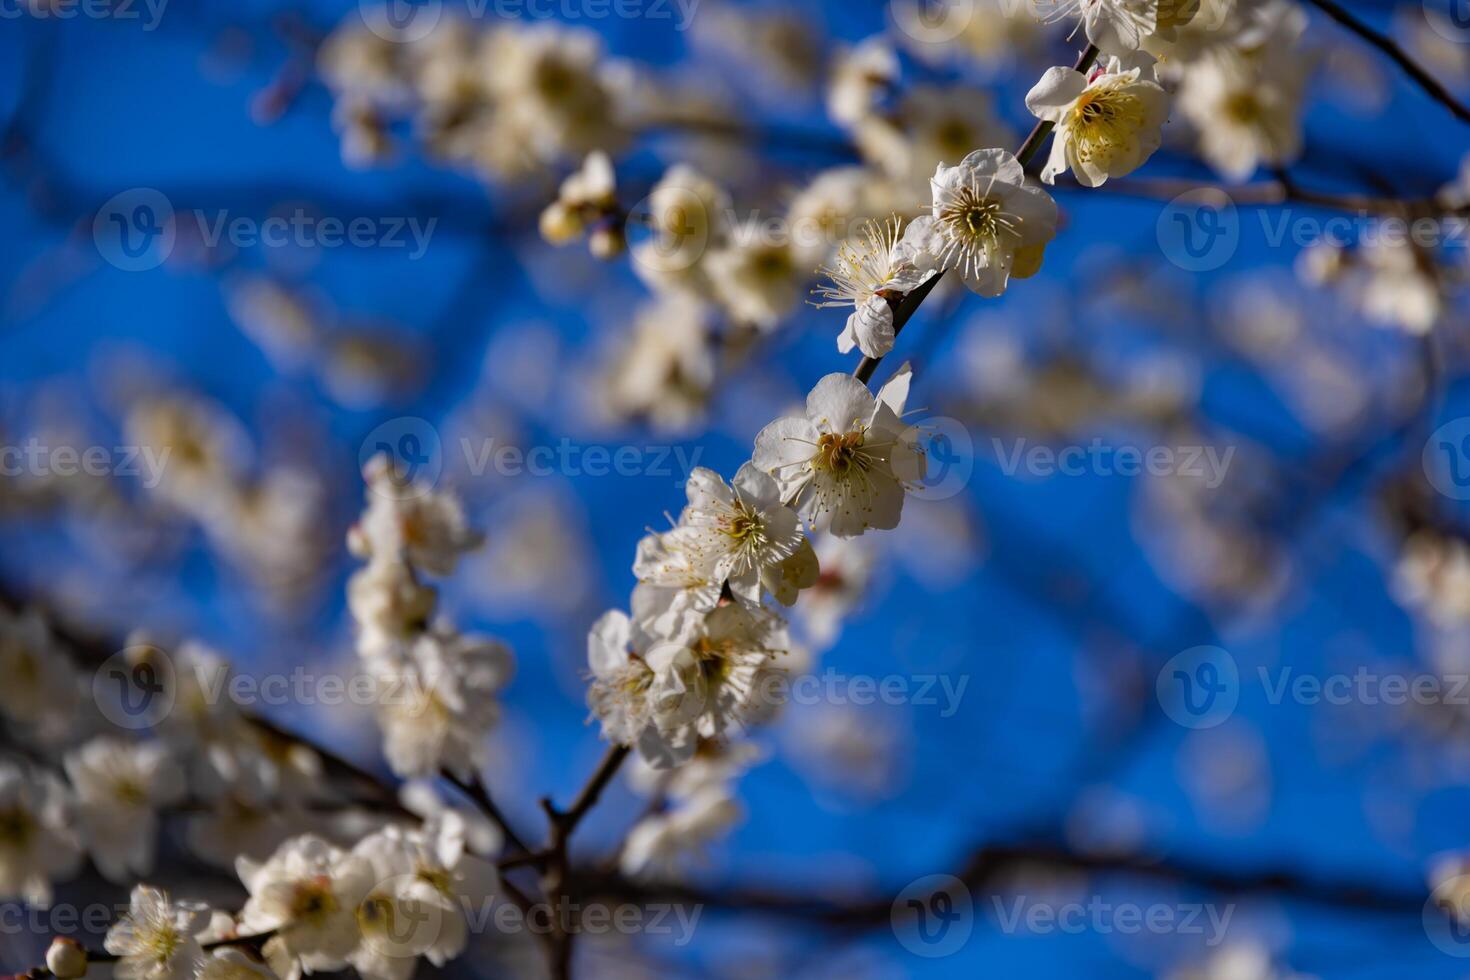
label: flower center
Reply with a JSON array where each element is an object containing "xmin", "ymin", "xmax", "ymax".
[
  {"xmin": 1223, "ymin": 91, "xmax": 1262, "ymax": 124},
  {"xmin": 815, "ymin": 431, "xmax": 865, "ymax": 476},
  {"xmin": 1071, "ymin": 88, "xmax": 1145, "ymax": 161},
  {"xmin": 939, "ymin": 186, "xmax": 1009, "ymax": 253},
  {"xmin": 0, "ymin": 806, "xmax": 34, "ymax": 847},
  {"xmin": 291, "ymin": 877, "xmax": 340, "ymax": 924}
]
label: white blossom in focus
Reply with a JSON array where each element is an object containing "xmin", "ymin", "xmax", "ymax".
[
  {"xmin": 751, "ymin": 370, "xmax": 922, "ymax": 537},
  {"xmin": 812, "ymin": 216, "xmax": 929, "ymax": 359},
  {"xmin": 678, "ymin": 464, "xmax": 809, "ymax": 606},
  {"xmin": 901, "ymin": 149, "xmax": 1057, "ymax": 297},
  {"xmin": 586, "ymin": 609, "xmax": 664, "ymax": 754},
  {"xmin": 1026, "ymin": 62, "xmax": 1170, "ymax": 187},
  {"xmin": 103, "ymin": 886, "xmax": 207, "ymax": 980}
]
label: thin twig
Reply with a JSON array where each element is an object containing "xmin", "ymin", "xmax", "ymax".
[
  {"xmin": 851, "ymin": 44, "xmax": 1099, "ymax": 388},
  {"xmin": 538, "ymin": 744, "xmax": 632, "ymax": 980},
  {"xmin": 1303, "ymin": 0, "xmax": 1470, "ymax": 125},
  {"xmin": 442, "ymin": 769, "xmax": 534, "ymax": 857}
]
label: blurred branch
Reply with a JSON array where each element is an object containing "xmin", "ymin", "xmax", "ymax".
[
  {"xmin": 1066, "ymin": 172, "xmax": 1464, "ymax": 216},
  {"xmin": 567, "ymin": 836, "xmax": 1428, "ymax": 926},
  {"xmin": 1303, "ymin": 0, "xmax": 1470, "ymax": 125}
]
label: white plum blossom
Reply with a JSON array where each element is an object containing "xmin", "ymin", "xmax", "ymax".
[
  {"xmin": 369, "ymin": 630, "xmax": 514, "ymax": 779},
  {"xmin": 646, "ymin": 602, "xmax": 791, "ymax": 742},
  {"xmin": 1026, "ymin": 62, "xmax": 1170, "ymax": 186},
  {"xmin": 812, "ymin": 217, "xmax": 931, "ymax": 359},
  {"xmin": 628, "ymin": 464, "xmax": 817, "ymax": 651},
  {"xmin": 539, "ymin": 150, "xmax": 618, "ymax": 246},
  {"xmin": 197, "ymin": 949, "xmax": 279, "ymax": 980},
  {"xmin": 706, "ymin": 236, "xmax": 805, "ymax": 331},
  {"xmin": 348, "ymin": 457, "xmax": 482, "ymax": 576},
  {"xmin": 64, "ymin": 737, "xmax": 185, "ymax": 883},
  {"xmin": 1046, "ymin": 0, "xmax": 1196, "ymax": 56},
  {"xmin": 786, "ymin": 166, "xmax": 881, "ymax": 267},
  {"xmin": 631, "ymin": 525, "xmax": 723, "ymax": 643},
  {"xmin": 1175, "ymin": 48, "xmax": 1306, "ymax": 181},
  {"xmin": 0, "ymin": 763, "xmax": 80, "ymax": 906},
  {"xmin": 676, "ymin": 464, "xmax": 809, "ymax": 606},
  {"xmin": 894, "ymin": 84, "xmax": 1017, "ymax": 187},
  {"xmin": 480, "ymin": 23, "xmax": 628, "ymax": 162},
  {"xmin": 588, "ymin": 603, "xmax": 791, "ymax": 769},
  {"xmin": 0, "ymin": 608, "xmax": 78, "ymax": 738},
  {"xmin": 347, "ymin": 559, "xmax": 437, "ymax": 656},
  {"xmin": 238, "ymin": 835, "xmax": 375, "ymax": 980},
  {"xmin": 103, "ymin": 886, "xmax": 207, "ymax": 980},
  {"xmin": 826, "ymin": 36, "xmax": 898, "ymax": 127},
  {"xmin": 752, "ymin": 370, "xmax": 923, "ymax": 537},
  {"xmin": 349, "ymin": 814, "xmax": 496, "ymax": 980},
  {"xmin": 631, "ymin": 164, "xmax": 731, "ymax": 295},
  {"xmin": 620, "ymin": 785, "xmax": 742, "ymax": 880},
  {"xmin": 598, "ymin": 293, "xmax": 717, "ymax": 432},
  {"xmin": 586, "ymin": 609, "xmax": 664, "ymax": 754},
  {"xmin": 901, "ymin": 148, "xmax": 1058, "ymax": 297}
]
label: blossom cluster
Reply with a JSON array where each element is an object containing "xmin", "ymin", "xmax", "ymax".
[
  {"xmin": 346, "ymin": 454, "xmax": 513, "ymax": 779},
  {"xmin": 585, "ymin": 366, "xmax": 924, "ymax": 873}
]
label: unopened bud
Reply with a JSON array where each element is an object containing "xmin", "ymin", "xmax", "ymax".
[
  {"xmin": 46, "ymin": 939, "xmax": 88, "ymax": 979},
  {"xmin": 539, "ymin": 201, "xmax": 583, "ymax": 244},
  {"xmin": 589, "ymin": 224, "xmax": 626, "ymax": 260}
]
